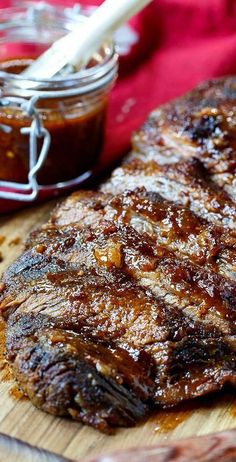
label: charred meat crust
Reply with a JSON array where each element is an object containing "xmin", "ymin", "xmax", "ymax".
[
  {"xmin": 131, "ymin": 77, "xmax": 236, "ymax": 204},
  {"xmin": 6, "ymin": 312, "xmax": 154, "ymax": 432},
  {"xmin": 132, "ymin": 77, "xmax": 236, "ymax": 175}
]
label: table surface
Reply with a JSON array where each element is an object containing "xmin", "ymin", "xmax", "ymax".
[{"xmin": 0, "ymin": 200, "xmax": 235, "ymax": 461}]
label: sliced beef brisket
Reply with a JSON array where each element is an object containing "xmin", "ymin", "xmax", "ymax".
[{"xmin": 0, "ymin": 77, "xmax": 235, "ymax": 432}]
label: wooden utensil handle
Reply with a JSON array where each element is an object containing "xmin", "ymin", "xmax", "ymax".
[{"xmin": 0, "ymin": 432, "xmax": 73, "ymax": 462}]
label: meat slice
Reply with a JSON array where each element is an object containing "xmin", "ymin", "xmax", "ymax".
[
  {"xmin": 51, "ymin": 189, "xmax": 236, "ymax": 279},
  {"xmin": 132, "ymin": 77, "xmax": 236, "ymax": 200},
  {"xmin": 7, "ymin": 315, "xmax": 153, "ymax": 432},
  {"xmin": 101, "ymin": 158, "xmax": 236, "ymax": 229}
]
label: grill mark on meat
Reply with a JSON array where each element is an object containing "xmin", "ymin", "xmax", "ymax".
[{"xmin": 0, "ymin": 77, "xmax": 236, "ymax": 432}]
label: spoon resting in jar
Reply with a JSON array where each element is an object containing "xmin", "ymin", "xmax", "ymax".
[{"xmin": 22, "ymin": 0, "xmax": 153, "ymax": 80}]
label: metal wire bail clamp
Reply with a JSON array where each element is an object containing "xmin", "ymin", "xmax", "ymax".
[{"xmin": 0, "ymin": 94, "xmax": 51, "ymax": 202}]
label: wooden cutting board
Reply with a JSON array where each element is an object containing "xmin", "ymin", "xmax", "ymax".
[{"xmin": 0, "ymin": 200, "xmax": 235, "ymax": 461}]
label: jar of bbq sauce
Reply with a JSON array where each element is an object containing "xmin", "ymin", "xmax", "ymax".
[{"xmin": 0, "ymin": 2, "xmax": 118, "ymax": 202}]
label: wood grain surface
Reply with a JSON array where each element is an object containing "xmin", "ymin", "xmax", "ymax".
[{"xmin": 0, "ymin": 200, "xmax": 235, "ymax": 462}]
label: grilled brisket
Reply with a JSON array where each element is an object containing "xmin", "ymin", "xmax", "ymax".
[{"xmin": 0, "ymin": 77, "xmax": 235, "ymax": 432}]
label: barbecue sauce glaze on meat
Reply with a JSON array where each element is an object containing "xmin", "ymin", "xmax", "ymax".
[{"xmin": 0, "ymin": 77, "xmax": 236, "ymax": 432}]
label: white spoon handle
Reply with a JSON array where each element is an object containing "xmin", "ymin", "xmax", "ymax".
[
  {"xmin": 22, "ymin": 0, "xmax": 152, "ymax": 79},
  {"xmin": 70, "ymin": 0, "xmax": 152, "ymax": 66}
]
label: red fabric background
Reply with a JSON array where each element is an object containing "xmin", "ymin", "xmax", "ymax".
[{"xmin": 0, "ymin": 0, "xmax": 236, "ymax": 211}]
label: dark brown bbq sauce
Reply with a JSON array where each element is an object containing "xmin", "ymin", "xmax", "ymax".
[{"xmin": 0, "ymin": 58, "xmax": 108, "ymax": 185}]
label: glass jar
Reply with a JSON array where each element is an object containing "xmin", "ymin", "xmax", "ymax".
[{"xmin": 0, "ymin": 2, "xmax": 118, "ymax": 201}]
